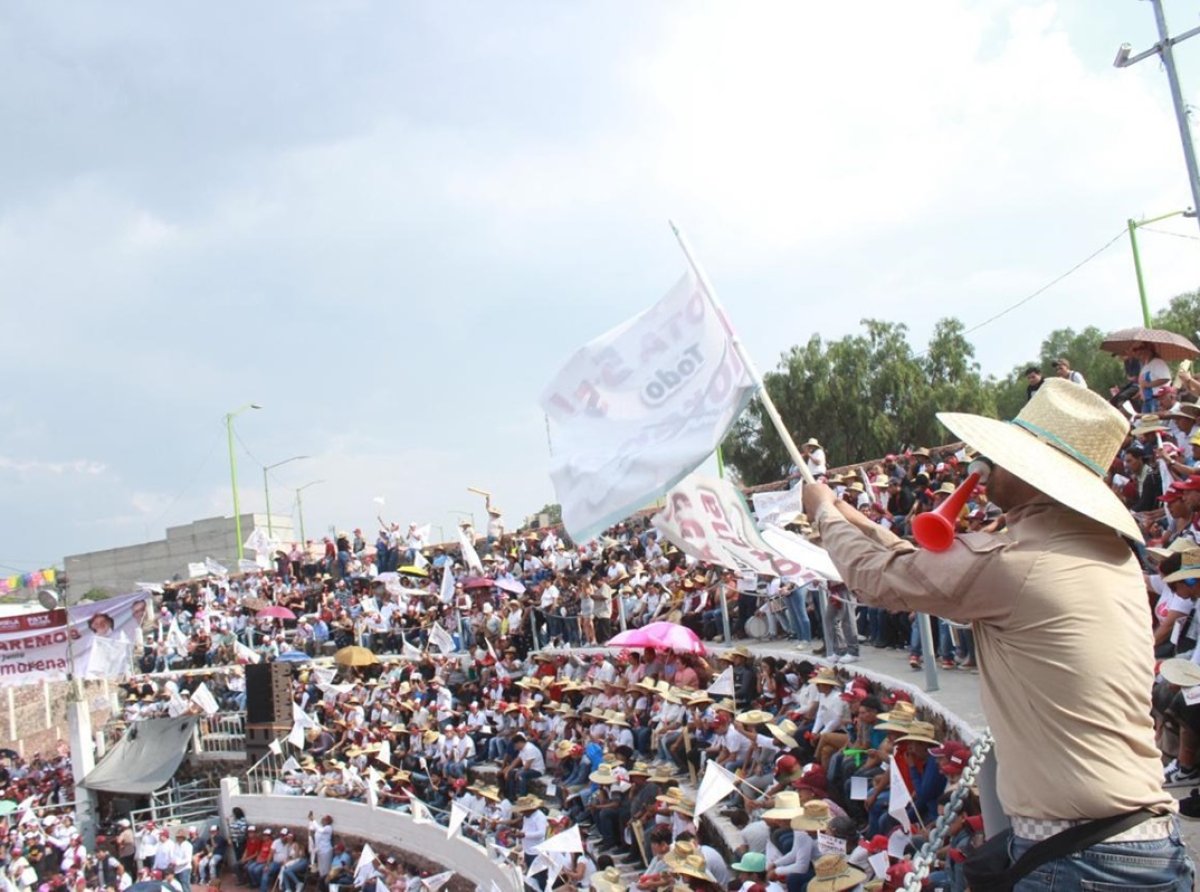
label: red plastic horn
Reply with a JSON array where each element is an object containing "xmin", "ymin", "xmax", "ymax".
[{"xmin": 912, "ymin": 471, "xmax": 980, "ymax": 552}]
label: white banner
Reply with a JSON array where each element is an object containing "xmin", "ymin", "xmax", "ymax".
[
  {"xmin": 541, "ymin": 270, "xmax": 756, "ymax": 542},
  {"xmin": 652, "ymin": 475, "xmax": 808, "ymax": 578},
  {"xmin": 429, "ymin": 623, "xmax": 456, "ymax": 654},
  {"xmin": 750, "ymin": 488, "xmax": 803, "ymax": 527},
  {"xmin": 0, "ymin": 592, "xmax": 147, "ymax": 688},
  {"xmin": 759, "ymin": 525, "xmax": 843, "ymax": 583},
  {"xmin": 440, "ymin": 564, "xmax": 456, "ymax": 605}
]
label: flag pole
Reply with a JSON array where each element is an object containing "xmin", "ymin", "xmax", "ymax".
[{"xmin": 669, "ymin": 221, "xmax": 815, "ymax": 485}]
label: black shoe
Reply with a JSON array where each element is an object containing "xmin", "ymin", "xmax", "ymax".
[{"xmin": 1179, "ymin": 789, "xmax": 1200, "ymax": 820}]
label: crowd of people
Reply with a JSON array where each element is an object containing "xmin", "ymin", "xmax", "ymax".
[{"xmin": 13, "ymin": 339, "xmax": 1200, "ymax": 891}]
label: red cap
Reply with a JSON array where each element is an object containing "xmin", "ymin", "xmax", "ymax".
[
  {"xmin": 1175, "ymin": 476, "xmax": 1200, "ymax": 491},
  {"xmin": 775, "ymin": 755, "xmax": 800, "ymax": 775},
  {"xmin": 965, "ymin": 815, "xmax": 984, "ymax": 833},
  {"xmin": 863, "ymin": 834, "xmax": 891, "ymax": 854},
  {"xmin": 840, "ymin": 688, "xmax": 867, "ymax": 703}
]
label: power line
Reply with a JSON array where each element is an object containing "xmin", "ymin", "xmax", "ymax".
[
  {"xmin": 148, "ymin": 427, "xmax": 225, "ymax": 529},
  {"xmin": 962, "ymin": 230, "xmax": 1127, "ymax": 336},
  {"xmin": 1140, "ymin": 225, "xmax": 1200, "ymax": 242}
]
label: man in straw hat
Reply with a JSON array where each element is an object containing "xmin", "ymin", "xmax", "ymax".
[{"xmin": 804, "ymin": 379, "xmax": 1192, "ymax": 888}]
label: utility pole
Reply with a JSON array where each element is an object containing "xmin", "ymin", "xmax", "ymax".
[{"xmin": 1115, "ymin": 0, "xmax": 1200, "ymax": 233}]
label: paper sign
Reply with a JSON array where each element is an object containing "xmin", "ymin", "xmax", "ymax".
[
  {"xmin": 868, "ymin": 852, "xmax": 890, "ymax": 878},
  {"xmin": 1183, "ymin": 684, "xmax": 1200, "ymax": 706},
  {"xmin": 544, "ymin": 782, "xmax": 556, "ymax": 796},
  {"xmin": 887, "ymin": 831, "xmax": 911, "ymax": 860},
  {"xmin": 849, "ymin": 776, "xmax": 870, "ymax": 800},
  {"xmin": 816, "ymin": 831, "xmax": 847, "ymax": 855}
]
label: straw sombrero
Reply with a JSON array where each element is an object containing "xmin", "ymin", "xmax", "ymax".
[
  {"xmin": 894, "ymin": 720, "xmax": 939, "ymax": 746},
  {"xmin": 811, "ymin": 667, "xmax": 840, "ymax": 687},
  {"xmin": 937, "ymin": 379, "xmax": 1142, "ymax": 541},
  {"xmin": 1161, "ymin": 658, "xmax": 1200, "ymax": 687},
  {"xmin": 513, "ymin": 794, "xmax": 544, "ymax": 812},
  {"xmin": 590, "ymin": 866, "xmax": 626, "ymax": 892},
  {"xmin": 1162, "ymin": 557, "xmax": 1200, "ymax": 584},
  {"xmin": 767, "ymin": 718, "xmax": 799, "ymax": 749},
  {"xmin": 761, "ymin": 790, "xmax": 805, "ymax": 820},
  {"xmin": 875, "ymin": 701, "xmax": 917, "ymax": 732},
  {"xmin": 735, "ymin": 709, "xmax": 775, "ymax": 726},
  {"xmin": 589, "ymin": 764, "xmax": 618, "ymax": 785},
  {"xmin": 791, "ymin": 800, "xmax": 833, "ymax": 831},
  {"xmin": 807, "ymin": 854, "xmax": 867, "ymax": 892}
]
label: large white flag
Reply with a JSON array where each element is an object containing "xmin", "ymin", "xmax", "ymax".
[
  {"xmin": 410, "ymin": 798, "xmax": 434, "ymax": 824},
  {"xmin": 888, "ymin": 756, "xmax": 913, "ymax": 831},
  {"xmin": 534, "ymin": 825, "xmax": 583, "ymax": 854},
  {"xmin": 422, "ymin": 871, "xmax": 454, "ymax": 892},
  {"xmin": 357, "ymin": 843, "xmax": 377, "ymax": 872},
  {"xmin": 446, "ymin": 802, "xmax": 469, "ymax": 839},
  {"xmin": 541, "ymin": 269, "xmax": 756, "ymax": 542},
  {"xmin": 429, "ymin": 623, "xmax": 456, "ymax": 654},
  {"xmin": 458, "ymin": 527, "xmax": 484, "ymax": 574},
  {"xmin": 694, "ymin": 759, "xmax": 739, "ymax": 818},
  {"xmin": 440, "ymin": 564, "xmax": 456, "ymax": 605},
  {"xmin": 707, "ymin": 667, "xmax": 735, "ymax": 697}
]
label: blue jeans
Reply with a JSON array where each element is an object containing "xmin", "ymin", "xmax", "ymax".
[
  {"xmin": 1011, "ymin": 827, "xmax": 1193, "ymax": 891},
  {"xmin": 785, "ymin": 588, "xmax": 811, "ymax": 642}
]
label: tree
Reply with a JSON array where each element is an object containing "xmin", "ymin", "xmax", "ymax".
[
  {"xmin": 1153, "ymin": 289, "xmax": 1200, "ymax": 343},
  {"xmin": 722, "ymin": 318, "xmax": 993, "ymax": 486}
]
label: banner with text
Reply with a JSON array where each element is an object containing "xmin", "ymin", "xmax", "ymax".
[
  {"xmin": 0, "ymin": 591, "xmax": 147, "ymax": 687},
  {"xmin": 652, "ymin": 474, "xmax": 817, "ymax": 579},
  {"xmin": 541, "ymin": 270, "xmax": 756, "ymax": 542}
]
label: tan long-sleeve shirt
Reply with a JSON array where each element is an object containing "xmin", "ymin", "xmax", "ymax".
[{"xmin": 816, "ymin": 497, "xmax": 1174, "ymax": 820}]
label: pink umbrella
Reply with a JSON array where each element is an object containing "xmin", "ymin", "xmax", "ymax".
[
  {"xmin": 461, "ymin": 577, "xmax": 495, "ymax": 590},
  {"xmin": 606, "ymin": 621, "xmax": 706, "ymax": 655},
  {"xmin": 257, "ymin": 605, "xmax": 296, "ymax": 621},
  {"xmin": 494, "ymin": 578, "xmax": 526, "ymax": 595}
]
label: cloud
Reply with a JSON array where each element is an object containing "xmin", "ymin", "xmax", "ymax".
[{"xmin": 0, "ymin": 456, "xmax": 106, "ymax": 476}]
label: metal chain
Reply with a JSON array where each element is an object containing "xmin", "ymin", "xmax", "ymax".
[{"xmin": 900, "ymin": 728, "xmax": 995, "ymax": 892}]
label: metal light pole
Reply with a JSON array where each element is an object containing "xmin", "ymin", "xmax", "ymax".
[
  {"xmin": 1115, "ymin": 1, "xmax": 1200, "ymax": 233},
  {"xmin": 263, "ymin": 455, "xmax": 308, "ymax": 538},
  {"xmin": 225, "ymin": 403, "xmax": 261, "ymax": 561},
  {"xmin": 295, "ymin": 480, "xmax": 324, "ymax": 545},
  {"xmin": 1127, "ymin": 209, "xmax": 1196, "ymax": 324}
]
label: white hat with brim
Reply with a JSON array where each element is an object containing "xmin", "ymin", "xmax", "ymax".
[
  {"xmin": 1161, "ymin": 657, "xmax": 1200, "ymax": 687},
  {"xmin": 937, "ymin": 379, "xmax": 1142, "ymax": 542}
]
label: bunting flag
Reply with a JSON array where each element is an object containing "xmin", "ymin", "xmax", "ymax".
[
  {"xmin": 429, "ymin": 623, "xmax": 456, "ymax": 654},
  {"xmin": 366, "ymin": 767, "xmax": 380, "ymax": 809},
  {"xmin": 0, "ymin": 568, "xmax": 57, "ymax": 595},
  {"xmin": 440, "ymin": 563, "xmax": 456, "ymax": 605},
  {"xmin": 887, "ymin": 756, "xmax": 913, "ymax": 832},
  {"xmin": 288, "ymin": 723, "xmax": 306, "ymax": 749},
  {"xmin": 189, "ymin": 683, "xmax": 220, "ymax": 716},
  {"xmin": 410, "ymin": 798, "xmax": 434, "ymax": 825},
  {"xmin": 458, "ymin": 527, "xmax": 484, "ymax": 574},
  {"xmin": 707, "ymin": 667, "xmax": 735, "ymax": 697},
  {"xmin": 446, "ymin": 802, "xmax": 469, "ymax": 839},
  {"xmin": 541, "ymin": 268, "xmax": 756, "ymax": 542},
  {"xmin": 534, "ymin": 825, "xmax": 582, "ymax": 854},
  {"xmin": 694, "ymin": 759, "xmax": 739, "ymax": 818},
  {"xmin": 357, "ymin": 843, "xmax": 377, "ymax": 872}
]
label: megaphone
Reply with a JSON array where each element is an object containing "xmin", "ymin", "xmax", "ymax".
[{"xmin": 912, "ymin": 471, "xmax": 980, "ymax": 552}]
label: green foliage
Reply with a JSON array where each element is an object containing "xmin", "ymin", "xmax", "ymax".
[
  {"xmin": 82, "ymin": 587, "xmax": 113, "ymax": 602},
  {"xmin": 1153, "ymin": 289, "xmax": 1200, "ymax": 343},
  {"xmin": 722, "ymin": 318, "xmax": 994, "ymax": 485},
  {"xmin": 535, "ymin": 503, "xmax": 563, "ymax": 525}
]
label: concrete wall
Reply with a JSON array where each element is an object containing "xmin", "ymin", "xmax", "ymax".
[
  {"xmin": 63, "ymin": 514, "xmax": 296, "ymax": 596},
  {"xmin": 221, "ymin": 779, "xmax": 521, "ymax": 892}
]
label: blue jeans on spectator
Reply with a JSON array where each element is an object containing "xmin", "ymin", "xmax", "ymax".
[
  {"xmin": 1011, "ymin": 828, "xmax": 1193, "ymax": 891},
  {"xmin": 280, "ymin": 859, "xmax": 310, "ymax": 892},
  {"xmin": 785, "ymin": 588, "xmax": 811, "ymax": 642}
]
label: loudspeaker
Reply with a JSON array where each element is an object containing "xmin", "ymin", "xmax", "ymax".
[{"xmin": 245, "ymin": 662, "xmax": 292, "ymax": 724}]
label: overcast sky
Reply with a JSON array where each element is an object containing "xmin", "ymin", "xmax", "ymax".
[{"xmin": 3, "ymin": 1, "xmax": 1199, "ymax": 572}]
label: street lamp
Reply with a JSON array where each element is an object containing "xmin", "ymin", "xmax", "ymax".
[
  {"xmin": 263, "ymin": 455, "xmax": 308, "ymax": 538},
  {"xmin": 225, "ymin": 403, "xmax": 262, "ymax": 561},
  {"xmin": 1114, "ymin": 2, "xmax": 1200, "ymax": 234},
  {"xmin": 1127, "ymin": 209, "xmax": 1198, "ymax": 324},
  {"xmin": 295, "ymin": 480, "xmax": 324, "ymax": 545}
]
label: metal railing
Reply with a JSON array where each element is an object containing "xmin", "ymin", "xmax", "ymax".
[
  {"xmin": 194, "ymin": 711, "xmax": 246, "ymax": 757},
  {"xmin": 129, "ymin": 780, "xmax": 222, "ymax": 828}
]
